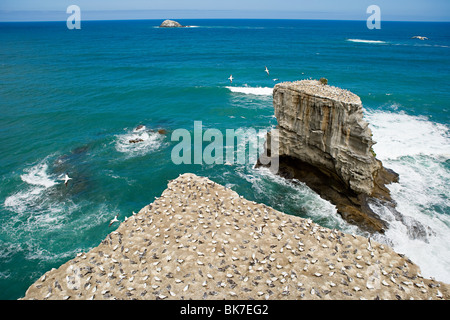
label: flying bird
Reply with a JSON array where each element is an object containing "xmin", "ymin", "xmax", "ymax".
[
  {"xmin": 411, "ymin": 36, "xmax": 428, "ymax": 40},
  {"xmin": 63, "ymin": 173, "xmax": 72, "ymax": 187},
  {"xmin": 228, "ymin": 75, "xmax": 234, "ymax": 83},
  {"xmin": 109, "ymin": 214, "xmax": 119, "ymax": 227},
  {"xmin": 265, "ymin": 66, "xmax": 269, "ymax": 75}
]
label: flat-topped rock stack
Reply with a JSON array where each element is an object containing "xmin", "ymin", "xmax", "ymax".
[
  {"xmin": 278, "ymin": 80, "xmax": 362, "ymax": 104},
  {"xmin": 258, "ymin": 80, "xmax": 405, "ymax": 235},
  {"xmin": 22, "ymin": 174, "xmax": 448, "ymax": 300}
]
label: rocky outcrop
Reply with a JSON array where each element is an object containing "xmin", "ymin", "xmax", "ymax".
[
  {"xmin": 129, "ymin": 138, "xmax": 144, "ymax": 144},
  {"xmin": 159, "ymin": 19, "xmax": 184, "ymax": 28},
  {"xmin": 257, "ymin": 80, "xmax": 399, "ymax": 234},
  {"xmin": 21, "ymin": 174, "xmax": 449, "ymax": 300}
]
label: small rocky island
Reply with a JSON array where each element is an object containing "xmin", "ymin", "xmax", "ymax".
[
  {"xmin": 159, "ymin": 19, "xmax": 184, "ymax": 28},
  {"xmin": 257, "ymin": 80, "xmax": 400, "ymax": 234}
]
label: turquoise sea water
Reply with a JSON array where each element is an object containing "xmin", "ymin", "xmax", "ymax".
[{"xmin": 0, "ymin": 19, "xmax": 449, "ymax": 299}]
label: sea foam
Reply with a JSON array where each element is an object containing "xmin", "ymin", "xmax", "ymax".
[
  {"xmin": 226, "ymin": 86, "xmax": 273, "ymax": 96},
  {"xmin": 115, "ymin": 125, "xmax": 164, "ymax": 158},
  {"xmin": 20, "ymin": 162, "xmax": 57, "ymax": 188},
  {"xmin": 5, "ymin": 159, "xmax": 59, "ymax": 215},
  {"xmin": 366, "ymin": 109, "xmax": 450, "ymax": 283},
  {"xmin": 347, "ymin": 39, "xmax": 386, "ymax": 44},
  {"xmin": 2, "ymin": 157, "xmax": 116, "ymax": 265},
  {"xmin": 365, "ymin": 110, "xmax": 449, "ymax": 159}
]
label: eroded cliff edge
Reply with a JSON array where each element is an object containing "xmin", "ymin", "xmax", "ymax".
[{"xmin": 257, "ymin": 80, "xmax": 399, "ymax": 234}]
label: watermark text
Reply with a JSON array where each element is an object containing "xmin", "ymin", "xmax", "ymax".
[
  {"xmin": 367, "ymin": 5, "xmax": 381, "ymax": 29},
  {"xmin": 67, "ymin": 5, "xmax": 81, "ymax": 30},
  {"xmin": 171, "ymin": 121, "xmax": 279, "ymax": 172}
]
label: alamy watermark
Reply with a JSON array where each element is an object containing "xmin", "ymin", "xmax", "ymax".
[
  {"xmin": 66, "ymin": 4, "xmax": 380, "ymax": 31},
  {"xmin": 63, "ymin": 4, "xmax": 374, "ymax": 172},
  {"xmin": 170, "ymin": 121, "xmax": 279, "ymax": 173},
  {"xmin": 67, "ymin": 4, "xmax": 381, "ymax": 30},
  {"xmin": 67, "ymin": 5, "xmax": 81, "ymax": 29},
  {"xmin": 367, "ymin": 5, "xmax": 381, "ymax": 29}
]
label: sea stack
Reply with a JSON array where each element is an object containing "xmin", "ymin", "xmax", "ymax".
[
  {"xmin": 257, "ymin": 80, "xmax": 399, "ymax": 234},
  {"xmin": 159, "ymin": 19, "xmax": 184, "ymax": 28}
]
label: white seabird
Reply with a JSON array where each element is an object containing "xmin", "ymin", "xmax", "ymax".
[
  {"xmin": 367, "ymin": 236, "xmax": 373, "ymax": 251},
  {"xmin": 265, "ymin": 66, "xmax": 269, "ymax": 75},
  {"xmin": 411, "ymin": 36, "xmax": 428, "ymax": 40},
  {"xmin": 228, "ymin": 75, "xmax": 234, "ymax": 83},
  {"xmin": 63, "ymin": 173, "xmax": 72, "ymax": 187},
  {"xmin": 109, "ymin": 214, "xmax": 119, "ymax": 227}
]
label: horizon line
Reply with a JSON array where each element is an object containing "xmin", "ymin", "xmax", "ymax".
[
  {"xmin": 1, "ymin": 9, "xmax": 449, "ymax": 23},
  {"xmin": 2, "ymin": 17, "xmax": 450, "ymax": 23},
  {"xmin": 2, "ymin": 18, "xmax": 450, "ymax": 23}
]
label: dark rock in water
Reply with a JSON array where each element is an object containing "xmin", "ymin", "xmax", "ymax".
[
  {"xmin": 367, "ymin": 198, "xmax": 434, "ymax": 242},
  {"xmin": 129, "ymin": 138, "xmax": 144, "ymax": 144},
  {"xmin": 72, "ymin": 145, "xmax": 89, "ymax": 155},
  {"xmin": 135, "ymin": 125, "xmax": 145, "ymax": 131},
  {"xmin": 159, "ymin": 20, "xmax": 184, "ymax": 28},
  {"xmin": 157, "ymin": 129, "xmax": 167, "ymax": 135},
  {"xmin": 256, "ymin": 80, "xmax": 400, "ymax": 234},
  {"xmin": 401, "ymin": 216, "xmax": 435, "ymax": 242},
  {"xmin": 261, "ymin": 154, "xmax": 390, "ymax": 233},
  {"xmin": 51, "ymin": 146, "xmax": 93, "ymax": 198}
]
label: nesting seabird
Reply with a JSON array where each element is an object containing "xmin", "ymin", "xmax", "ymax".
[{"xmin": 21, "ymin": 173, "xmax": 450, "ymax": 301}]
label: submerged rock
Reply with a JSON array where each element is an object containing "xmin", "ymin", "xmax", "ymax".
[
  {"xmin": 257, "ymin": 80, "xmax": 399, "ymax": 234},
  {"xmin": 134, "ymin": 124, "xmax": 145, "ymax": 131},
  {"xmin": 159, "ymin": 20, "xmax": 184, "ymax": 28},
  {"xmin": 129, "ymin": 138, "xmax": 144, "ymax": 144}
]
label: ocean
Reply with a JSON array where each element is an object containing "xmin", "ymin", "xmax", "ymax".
[{"xmin": 0, "ymin": 19, "xmax": 449, "ymax": 300}]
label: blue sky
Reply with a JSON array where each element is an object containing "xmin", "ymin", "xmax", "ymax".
[{"xmin": 1, "ymin": 0, "xmax": 449, "ymax": 22}]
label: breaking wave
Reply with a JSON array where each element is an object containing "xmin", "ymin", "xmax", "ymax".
[
  {"xmin": 365, "ymin": 109, "xmax": 450, "ymax": 283},
  {"xmin": 115, "ymin": 125, "xmax": 165, "ymax": 158},
  {"xmin": 347, "ymin": 39, "xmax": 386, "ymax": 44},
  {"xmin": 226, "ymin": 86, "xmax": 273, "ymax": 96}
]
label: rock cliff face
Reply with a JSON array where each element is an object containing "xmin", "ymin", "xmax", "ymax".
[
  {"xmin": 258, "ymin": 80, "xmax": 399, "ymax": 234},
  {"xmin": 273, "ymin": 80, "xmax": 381, "ymax": 195}
]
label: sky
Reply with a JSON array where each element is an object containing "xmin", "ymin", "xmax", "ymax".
[{"xmin": 0, "ymin": 0, "xmax": 449, "ymax": 22}]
